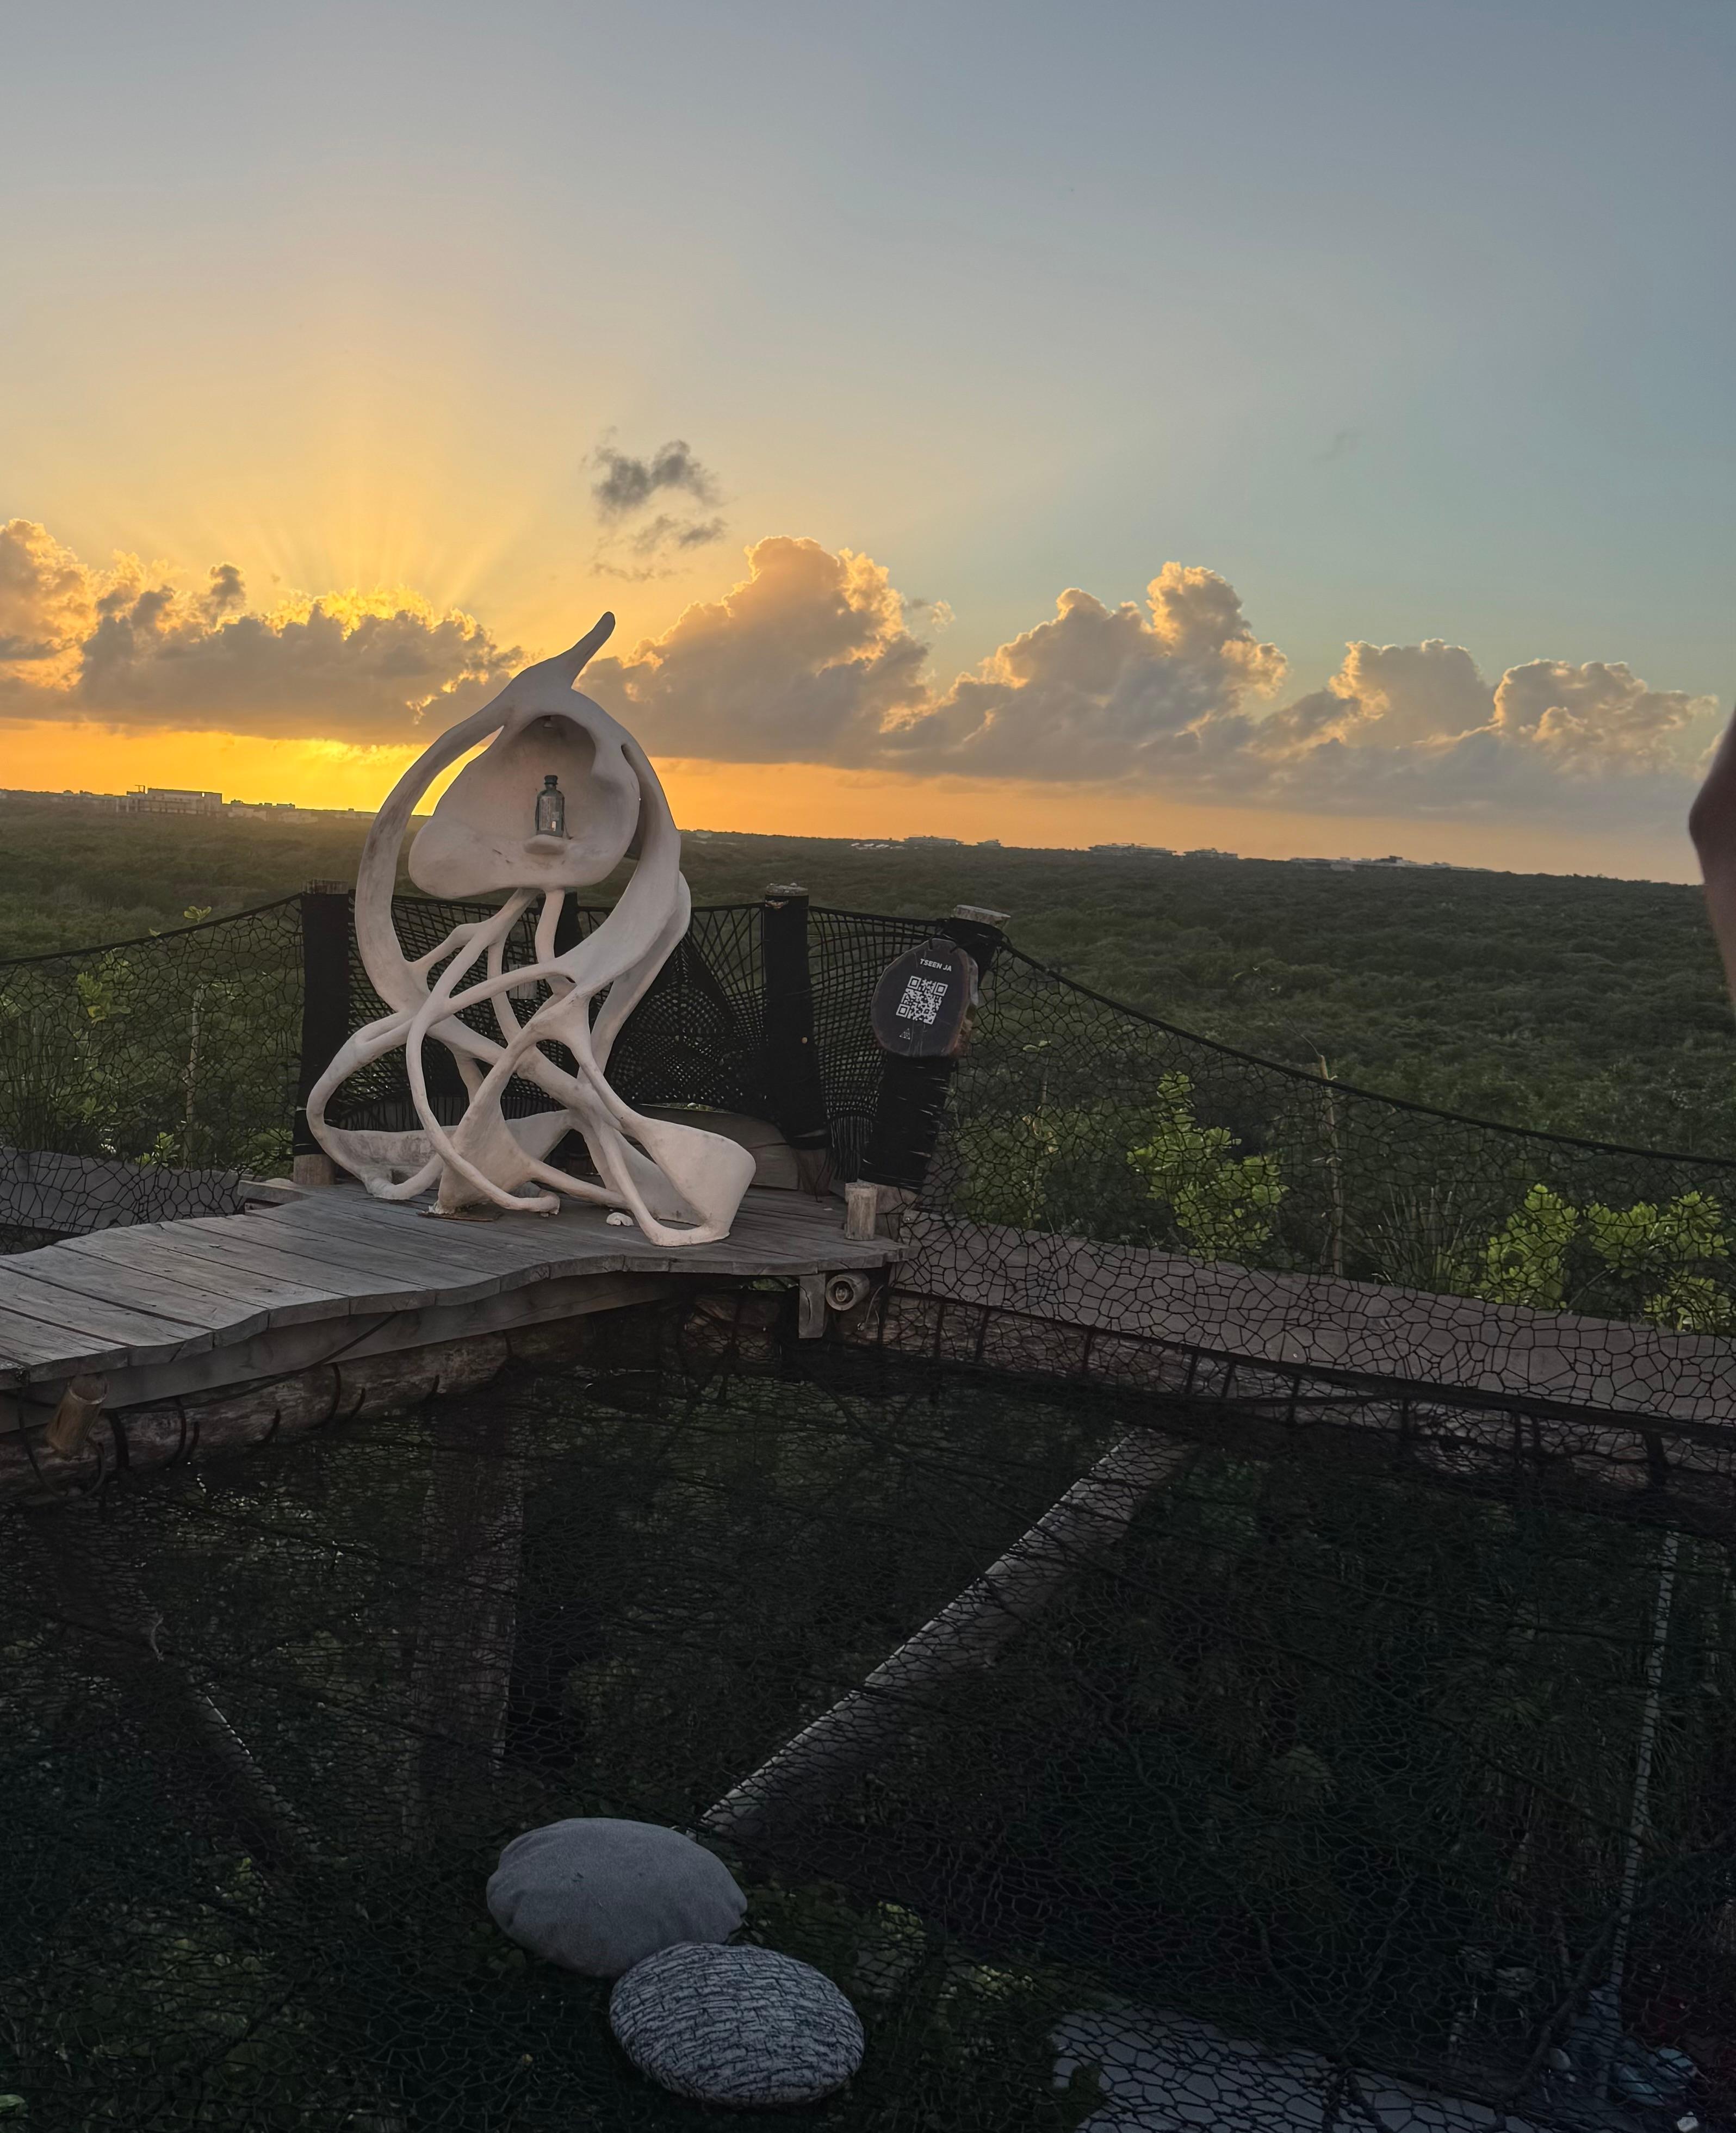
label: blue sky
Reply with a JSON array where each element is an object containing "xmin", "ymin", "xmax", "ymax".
[{"xmin": 1, "ymin": 1, "xmax": 1730, "ymax": 867}]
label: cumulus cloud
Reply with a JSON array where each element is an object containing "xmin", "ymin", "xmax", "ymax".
[
  {"xmin": 0, "ymin": 518, "xmax": 94, "ymax": 669},
  {"xmin": 0, "ymin": 518, "xmax": 520, "ymax": 745},
  {"xmin": 587, "ymin": 547, "xmax": 1288, "ymax": 781},
  {"xmin": 586, "ymin": 535, "xmax": 1720, "ymax": 824},
  {"xmin": 901, "ymin": 567, "xmax": 1287, "ymax": 781},
  {"xmin": 587, "ymin": 536, "xmax": 931, "ymax": 759},
  {"xmin": 1492, "ymin": 659, "xmax": 1706, "ymax": 772},
  {"xmin": 1272, "ymin": 639, "xmax": 1492, "ymax": 751},
  {"xmin": 2, "ymin": 516, "xmax": 1718, "ymax": 828}
]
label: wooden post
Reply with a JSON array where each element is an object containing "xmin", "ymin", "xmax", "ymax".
[
  {"xmin": 1317, "ymin": 1054, "xmax": 1346, "ymax": 1279},
  {"xmin": 760, "ymin": 885, "xmax": 830, "ymax": 1169},
  {"xmin": 703, "ymin": 1426, "xmax": 1195, "ymax": 1845},
  {"xmin": 860, "ymin": 904, "xmax": 1007, "ymax": 1194},
  {"xmin": 402, "ymin": 1403, "xmax": 526, "ymax": 1838},
  {"xmin": 295, "ymin": 886, "xmax": 351, "ymax": 1163},
  {"xmin": 22, "ymin": 1506, "xmax": 318, "ymax": 1872}
]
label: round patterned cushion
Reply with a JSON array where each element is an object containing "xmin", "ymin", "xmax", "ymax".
[
  {"xmin": 486, "ymin": 1819, "xmax": 746, "ymax": 1979},
  {"xmin": 610, "ymin": 1942, "xmax": 866, "ymax": 2106}
]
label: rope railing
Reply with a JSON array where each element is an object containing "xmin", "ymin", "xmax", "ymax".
[
  {"xmin": 2, "ymin": 890, "xmax": 1734, "ymax": 1350},
  {"xmin": 5, "ymin": 894, "xmax": 1736, "ymax": 2131}
]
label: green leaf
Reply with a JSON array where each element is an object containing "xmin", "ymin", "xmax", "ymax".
[{"xmin": 1127, "ymin": 1071, "xmax": 1286, "ymax": 1263}]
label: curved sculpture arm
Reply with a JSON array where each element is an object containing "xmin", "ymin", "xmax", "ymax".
[{"xmin": 308, "ymin": 613, "xmax": 757, "ymax": 1242}]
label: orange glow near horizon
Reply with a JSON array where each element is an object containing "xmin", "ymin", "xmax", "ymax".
[{"xmin": 0, "ymin": 720, "xmax": 1702, "ymax": 882}]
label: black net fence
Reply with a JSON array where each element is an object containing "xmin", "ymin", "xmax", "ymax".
[
  {"xmin": 325, "ymin": 898, "xmax": 908, "ymax": 1144},
  {"xmin": 5, "ymin": 1320, "xmax": 1736, "ymax": 2130},
  {"xmin": 0, "ymin": 902, "xmax": 304, "ymax": 1250},
  {"xmin": 322, "ymin": 895, "xmax": 936, "ymax": 1188},
  {"xmin": 7, "ymin": 887, "xmax": 1736, "ymax": 2126},
  {"xmin": 0, "ymin": 894, "xmax": 941, "ymax": 1247},
  {"xmin": 923, "ymin": 946, "xmax": 1736, "ymax": 1338},
  {"xmin": 8, "ymin": 889, "xmax": 1736, "ymax": 1345}
]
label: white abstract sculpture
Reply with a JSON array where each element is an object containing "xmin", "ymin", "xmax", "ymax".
[{"xmin": 306, "ymin": 613, "xmax": 755, "ymax": 1244}]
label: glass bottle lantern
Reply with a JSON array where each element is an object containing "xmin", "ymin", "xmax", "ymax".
[{"xmin": 535, "ymin": 774, "xmax": 566, "ymax": 838}]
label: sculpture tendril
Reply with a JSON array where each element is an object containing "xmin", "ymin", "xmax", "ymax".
[{"xmin": 305, "ymin": 614, "xmax": 755, "ymax": 1244}]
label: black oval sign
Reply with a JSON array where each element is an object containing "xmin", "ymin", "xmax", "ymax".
[{"xmin": 870, "ymin": 938, "xmax": 977, "ymax": 1058}]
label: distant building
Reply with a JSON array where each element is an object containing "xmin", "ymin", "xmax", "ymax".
[
  {"xmin": 1183, "ymin": 847, "xmax": 1237, "ymax": 860},
  {"xmin": 903, "ymin": 835, "xmax": 964, "ymax": 847},
  {"xmin": 1089, "ymin": 842, "xmax": 1175, "ymax": 855},
  {"xmin": 1286, "ymin": 852, "xmax": 1464, "ymax": 872},
  {"xmin": 123, "ymin": 787, "xmax": 222, "ymax": 816}
]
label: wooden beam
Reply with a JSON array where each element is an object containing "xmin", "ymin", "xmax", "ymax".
[
  {"xmin": 0, "ymin": 1305, "xmax": 642, "ymax": 1504},
  {"xmin": 704, "ymin": 1428, "xmax": 1195, "ymax": 1846}
]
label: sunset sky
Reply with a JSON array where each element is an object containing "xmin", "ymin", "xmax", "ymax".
[{"xmin": 3, "ymin": 1, "xmax": 1731, "ymax": 877}]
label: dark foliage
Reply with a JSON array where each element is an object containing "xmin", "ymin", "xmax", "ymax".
[{"xmin": 1, "ymin": 802, "xmax": 1728, "ymax": 1151}]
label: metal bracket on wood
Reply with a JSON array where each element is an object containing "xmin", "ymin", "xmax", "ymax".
[{"xmin": 797, "ymin": 1273, "xmax": 827, "ymax": 1339}]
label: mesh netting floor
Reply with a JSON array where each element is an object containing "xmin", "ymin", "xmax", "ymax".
[{"xmin": 4, "ymin": 1319, "xmax": 1735, "ymax": 2130}]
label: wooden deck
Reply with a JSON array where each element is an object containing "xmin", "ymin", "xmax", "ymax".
[{"xmin": 0, "ymin": 1185, "xmax": 896, "ymax": 1410}]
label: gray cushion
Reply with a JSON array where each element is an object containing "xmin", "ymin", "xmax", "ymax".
[
  {"xmin": 486, "ymin": 1819, "xmax": 746, "ymax": 1979},
  {"xmin": 610, "ymin": 1941, "xmax": 865, "ymax": 2106}
]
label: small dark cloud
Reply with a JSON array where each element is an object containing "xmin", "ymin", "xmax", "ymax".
[
  {"xmin": 203, "ymin": 562, "xmax": 245, "ymax": 619},
  {"xmin": 592, "ymin": 557, "xmax": 679, "ymax": 583},
  {"xmin": 625, "ymin": 514, "xmax": 677, "ymax": 558},
  {"xmin": 592, "ymin": 439, "xmax": 721, "ymax": 519},
  {"xmin": 593, "ymin": 509, "xmax": 730, "ymax": 579}
]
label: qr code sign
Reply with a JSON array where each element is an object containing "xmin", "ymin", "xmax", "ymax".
[{"xmin": 896, "ymin": 975, "xmax": 949, "ymax": 1025}]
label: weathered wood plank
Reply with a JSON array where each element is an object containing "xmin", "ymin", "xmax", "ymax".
[
  {"xmin": 10, "ymin": 1249, "xmax": 274, "ymax": 1345},
  {"xmin": 182, "ymin": 1207, "xmax": 502, "ymax": 1283},
  {"xmin": 0, "ymin": 1305, "xmax": 141, "ymax": 1375},
  {"xmin": 1, "ymin": 1314, "xmax": 616, "ymax": 1504},
  {"xmin": 122, "ymin": 1223, "xmax": 450, "ymax": 1314},
  {"xmin": 0, "ymin": 1187, "xmax": 894, "ymax": 1395},
  {"xmin": 256, "ymin": 1186, "xmax": 882, "ymax": 1287},
  {"xmin": 0, "ymin": 1267, "xmax": 214, "ymax": 1360},
  {"xmin": 264, "ymin": 1194, "xmax": 562, "ymax": 1275},
  {"xmin": 182, "ymin": 1212, "xmax": 518, "ymax": 1300},
  {"xmin": 0, "ymin": 1292, "xmax": 207, "ymax": 1376},
  {"xmin": 68, "ymin": 1225, "xmax": 373, "ymax": 1326},
  {"xmin": 265, "ymin": 1186, "xmax": 796, "ymax": 1268}
]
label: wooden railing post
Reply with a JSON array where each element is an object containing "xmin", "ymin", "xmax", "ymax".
[
  {"xmin": 760, "ymin": 884, "xmax": 831, "ymax": 1174},
  {"xmin": 294, "ymin": 885, "xmax": 351, "ymax": 1179}
]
